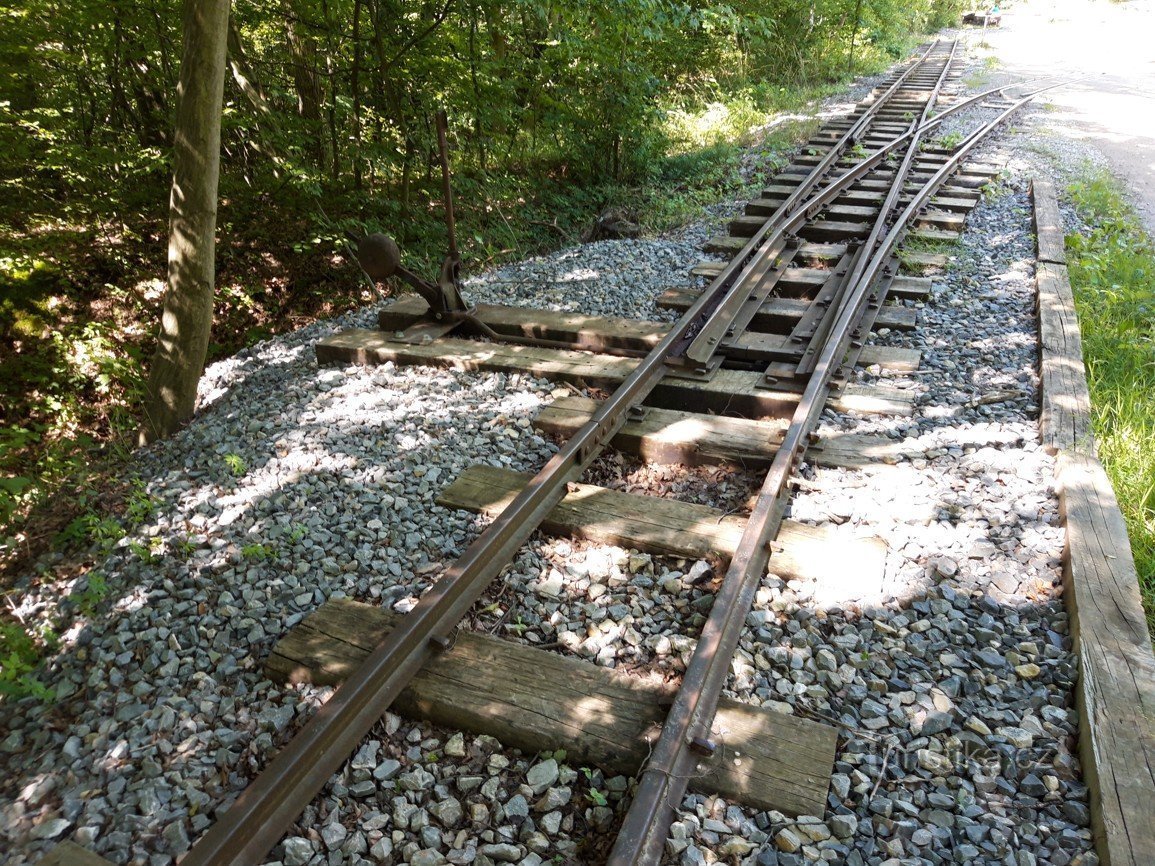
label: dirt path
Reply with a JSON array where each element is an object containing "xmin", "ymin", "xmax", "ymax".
[{"xmin": 975, "ymin": 0, "xmax": 1155, "ymax": 233}]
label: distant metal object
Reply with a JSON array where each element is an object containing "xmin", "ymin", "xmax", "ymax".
[{"xmin": 436, "ymin": 109, "xmax": 459, "ymax": 262}]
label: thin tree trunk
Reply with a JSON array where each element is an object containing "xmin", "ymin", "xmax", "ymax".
[
  {"xmin": 227, "ymin": 17, "xmax": 273, "ymax": 117},
  {"xmin": 283, "ymin": 0, "xmax": 324, "ymax": 165},
  {"xmin": 351, "ymin": 0, "xmax": 364, "ymax": 189},
  {"xmin": 847, "ymin": 0, "xmax": 863, "ymax": 75},
  {"xmin": 139, "ymin": 0, "xmax": 230, "ymax": 445}
]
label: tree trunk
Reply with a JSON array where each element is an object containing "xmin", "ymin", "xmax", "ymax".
[
  {"xmin": 283, "ymin": 0, "xmax": 325, "ymax": 166},
  {"xmin": 351, "ymin": 0, "xmax": 364, "ymax": 189},
  {"xmin": 138, "ymin": 0, "xmax": 230, "ymax": 445}
]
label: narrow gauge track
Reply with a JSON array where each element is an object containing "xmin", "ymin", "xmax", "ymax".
[{"xmin": 176, "ymin": 40, "xmax": 1049, "ymax": 866}]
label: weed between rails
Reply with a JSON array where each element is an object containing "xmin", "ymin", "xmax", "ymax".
[{"xmin": 1065, "ymin": 168, "xmax": 1155, "ymax": 630}]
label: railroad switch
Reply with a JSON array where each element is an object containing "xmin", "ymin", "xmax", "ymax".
[{"xmin": 356, "ymin": 110, "xmax": 477, "ymax": 345}]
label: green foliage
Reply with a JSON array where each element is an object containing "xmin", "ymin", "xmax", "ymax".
[
  {"xmin": 0, "ymin": 620, "xmax": 55, "ymax": 701},
  {"xmin": 57, "ymin": 510, "xmax": 124, "ymax": 556},
  {"xmin": 1066, "ymin": 168, "xmax": 1155, "ymax": 627},
  {"xmin": 241, "ymin": 541, "xmax": 274, "ymax": 561},
  {"xmin": 223, "ymin": 453, "xmax": 248, "ymax": 477},
  {"xmin": 69, "ymin": 572, "xmax": 109, "ymax": 617},
  {"xmin": 930, "ymin": 131, "xmax": 963, "ymax": 151},
  {"xmin": 580, "ymin": 766, "xmax": 609, "ymax": 805}
]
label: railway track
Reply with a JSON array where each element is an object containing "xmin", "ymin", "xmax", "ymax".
[{"xmin": 158, "ymin": 39, "xmax": 1056, "ymax": 866}]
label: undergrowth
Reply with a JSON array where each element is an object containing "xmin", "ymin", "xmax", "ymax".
[{"xmin": 1065, "ymin": 168, "xmax": 1155, "ymax": 627}]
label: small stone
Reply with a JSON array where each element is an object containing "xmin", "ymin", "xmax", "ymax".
[
  {"xmin": 830, "ymin": 773, "xmax": 851, "ymax": 800},
  {"xmin": 321, "ymin": 822, "xmax": 348, "ymax": 850},
  {"xmin": 351, "ymin": 741, "xmax": 380, "ymax": 770},
  {"xmin": 444, "ymin": 733, "xmax": 466, "ymax": 757},
  {"xmin": 816, "ymin": 648, "xmax": 838, "ymax": 671},
  {"xmin": 456, "ymin": 775, "xmax": 484, "ymax": 793},
  {"xmin": 374, "ymin": 758, "xmax": 401, "ymax": 781},
  {"xmin": 917, "ymin": 749, "xmax": 954, "ymax": 775},
  {"xmin": 925, "ymin": 809, "xmax": 954, "ymax": 829},
  {"xmin": 1015, "ymin": 663, "xmax": 1042, "ymax": 679},
  {"xmin": 977, "ymin": 648, "xmax": 1007, "ymax": 668},
  {"xmin": 399, "ymin": 767, "xmax": 435, "ymax": 791},
  {"xmin": 526, "ymin": 758, "xmax": 560, "ymax": 794},
  {"xmin": 431, "ymin": 797, "xmax": 463, "ymax": 828},
  {"xmin": 31, "ymin": 818, "xmax": 71, "ymax": 840},
  {"xmin": 911, "ymin": 828, "xmax": 934, "ymax": 846},
  {"xmin": 535, "ymin": 576, "xmax": 563, "ymax": 598},
  {"xmin": 795, "ymin": 820, "xmax": 831, "ymax": 842},
  {"xmin": 997, "ymin": 726, "xmax": 1035, "ymax": 749},
  {"xmin": 478, "ymin": 843, "xmax": 522, "ymax": 862},
  {"xmin": 282, "ymin": 837, "xmax": 315, "ymax": 866},
  {"xmin": 919, "ymin": 711, "xmax": 953, "ymax": 736},
  {"xmin": 934, "ymin": 556, "xmax": 958, "ymax": 578},
  {"xmin": 541, "ymin": 811, "xmax": 563, "ymax": 834},
  {"xmin": 1063, "ymin": 801, "xmax": 1091, "ymax": 826},
  {"xmin": 163, "ymin": 820, "xmax": 191, "ymax": 855},
  {"xmin": 504, "ymin": 794, "xmax": 529, "ymax": 820},
  {"xmin": 370, "ymin": 837, "xmax": 393, "ymax": 860},
  {"xmin": 1020, "ymin": 773, "xmax": 1047, "ymax": 797},
  {"xmin": 774, "ymin": 828, "xmax": 802, "ymax": 853},
  {"xmin": 534, "ymin": 787, "xmax": 571, "ymax": 811},
  {"xmin": 829, "ymin": 814, "xmax": 858, "ymax": 838},
  {"xmin": 719, "ymin": 838, "xmax": 757, "ymax": 856},
  {"xmin": 411, "ymin": 850, "xmax": 447, "ymax": 866},
  {"xmin": 965, "ymin": 716, "xmax": 992, "ymax": 736}
]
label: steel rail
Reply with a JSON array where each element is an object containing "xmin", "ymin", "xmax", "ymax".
[
  {"xmin": 798, "ymin": 39, "xmax": 958, "ymax": 375},
  {"xmin": 178, "ymin": 47, "xmax": 953, "ymax": 866},
  {"xmin": 607, "ymin": 77, "xmax": 1043, "ymax": 866},
  {"xmin": 670, "ymin": 41, "xmax": 947, "ymax": 367},
  {"xmin": 671, "ymin": 50, "xmax": 1060, "ymax": 369}
]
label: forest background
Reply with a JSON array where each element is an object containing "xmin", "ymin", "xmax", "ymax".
[{"xmin": 0, "ymin": 0, "xmax": 960, "ymax": 598}]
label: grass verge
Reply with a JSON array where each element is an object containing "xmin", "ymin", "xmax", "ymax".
[{"xmin": 1065, "ymin": 168, "xmax": 1155, "ymax": 628}]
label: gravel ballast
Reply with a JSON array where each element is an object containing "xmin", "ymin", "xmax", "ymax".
[{"xmin": 0, "ymin": 38, "xmax": 1106, "ymax": 866}]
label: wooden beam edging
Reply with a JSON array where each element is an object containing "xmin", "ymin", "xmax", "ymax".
[{"xmin": 1032, "ymin": 176, "xmax": 1155, "ymax": 866}]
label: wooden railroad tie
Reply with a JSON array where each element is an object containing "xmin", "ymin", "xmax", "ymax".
[
  {"xmin": 316, "ymin": 329, "xmax": 917, "ymax": 419},
  {"xmin": 532, "ymin": 395, "xmax": 924, "ymax": 470},
  {"xmin": 378, "ymin": 295, "xmax": 922, "ymax": 361},
  {"xmin": 266, "ymin": 598, "xmax": 838, "ymax": 818},
  {"xmin": 437, "ymin": 465, "xmax": 887, "ymax": 583},
  {"xmin": 655, "ymin": 288, "xmax": 919, "ymax": 332}
]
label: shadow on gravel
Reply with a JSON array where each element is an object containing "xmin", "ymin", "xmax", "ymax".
[{"xmin": 0, "ymin": 356, "xmax": 558, "ymax": 863}]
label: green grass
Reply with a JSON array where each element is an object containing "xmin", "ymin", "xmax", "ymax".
[{"xmin": 1065, "ymin": 168, "xmax": 1155, "ymax": 626}]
